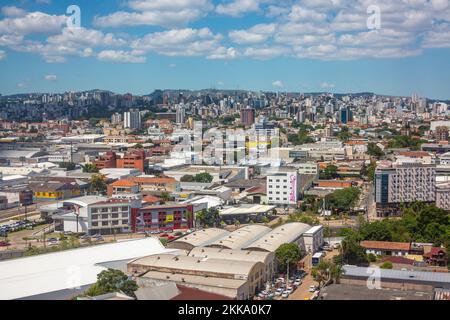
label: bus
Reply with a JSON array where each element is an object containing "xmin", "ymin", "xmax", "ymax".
[{"xmin": 312, "ymin": 252, "xmax": 325, "ymax": 266}]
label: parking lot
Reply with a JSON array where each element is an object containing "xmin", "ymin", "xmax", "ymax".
[{"xmin": 253, "ymin": 270, "xmax": 309, "ymax": 301}]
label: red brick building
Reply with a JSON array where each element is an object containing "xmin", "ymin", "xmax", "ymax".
[
  {"xmin": 116, "ymin": 149, "xmax": 148, "ymax": 173},
  {"xmin": 94, "ymin": 151, "xmax": 117, "ymax": 170},
  {"xmin": 94, "ymin": 150, "xmax": 149, "ymax": 173}
]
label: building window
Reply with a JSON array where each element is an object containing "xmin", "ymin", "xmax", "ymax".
[
  {"xmin": 91, "ymin": 208, "xmax": 98, "ymax": 213},
  {"xmin": 102, "ymin": 221, "xmax": 108, "ymax": 226},
  {"xmin": 92, "ymin": 222, "xmax": 98, "ymax": 227},
  {"xmin": 101, "ymin": 208, "xmax": 108, "ymax": 213},
  {"xmin": 122, "ymin": 220, "xmax": 129, "ymax": 225},
  {"xmin": 111, "ymin": 207, "xmax": 119, "ymax": 212},
  {"xmin": 91, "ymin": 214, "xmax": 99, "ymax": 220},
  {"xmin": 101, "ymin": 214, "xmax": 108, "ymax": 219},
  {"xmin": 112, "ymin": 213, "xmax": 119, "ymax": 219}
]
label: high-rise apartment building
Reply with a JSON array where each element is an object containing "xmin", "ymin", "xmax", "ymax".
[
  {"xmin": 240, "ymin": 107, "xmax": 256, "ymax": 126},
  {"xmin": 435, "ymin": 126, "xmax": 449, "ymax": 142},
  {"xmin": 176, "ymin": 104, "xmax": 186, "ymax": 124},
  {"xmin": 111, "ymin": 112, "xmax": 122, "ymax": 125},
  {"xmin": 375, "ymin": 162, "xmax": 436, "ymax": 216},
  {"xmin": 124, "ymin": 109, "xmax": 141, "ymax": 130}
]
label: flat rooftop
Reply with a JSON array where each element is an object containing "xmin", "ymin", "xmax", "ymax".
[
  {"xmin": 319, "ymin": 284, "xmax": 432, "ymax": 300},
  {"xmin": 219, "ymin": 204, "xmax": 276, "ymax": 216}
]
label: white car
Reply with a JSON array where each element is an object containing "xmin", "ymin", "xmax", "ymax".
[
  {"xmin": 309, "ymin": 285, "xmax": 317, "ymax": 292},
  {"xmin": 274, "ymin": 288, "xmax": 283, "ymax": 296},
  {"xmin": 282, "ymin": 291, "xmax": 290, "ymax": 298},
  {"xmin": 294, "ymin": 280, "xmax": 301, "ymax": 287},
  {"xmin": 286, "ymin": 287, "xmax": 294, "ymax": 293}
]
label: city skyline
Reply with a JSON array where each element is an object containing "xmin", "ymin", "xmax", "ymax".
[{"xmin": 0, "ymin": 1, "xmax": 450, "ymax": 99}]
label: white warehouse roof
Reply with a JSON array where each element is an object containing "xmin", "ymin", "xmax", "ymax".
[{"xmin": 0, "ymin": 238, "xmax": 176, "ymax": 300}]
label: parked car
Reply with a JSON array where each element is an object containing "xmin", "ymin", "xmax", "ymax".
[
  {"xmin": 294, "ymin": 280, "xmax": 302, "ymax": 286},
  {"xmin": 47, "ymin": 238, "xmax": 58, "ymax": 243},
  {"xmin": 0, "ymin": 241, "xmax": 10, "ymax": 247},
  {"xmin": 322, "ymin": 245, "xmax": 333, "ymax": 251},
  {"xmin": 309, "ymin": 285, "xmax": 318, "ymax": 292},
  {"xmin": 282, "ymin": 291, "xmax": 290, "ymax": 299},
  {"xmin": 286, "ymin": 287, "xmax": 294, "ymax": 294},
  {"xmin": 274, "ymin": 288, "xmax": 283, "ymax": 296}
]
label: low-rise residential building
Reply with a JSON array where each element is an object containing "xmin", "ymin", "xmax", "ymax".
[
  {"xmin": 29, "ymin": 181, "xmax": 81, "ymax": 201},
  {"xmin": 107, "ymin": 179, "xmax": 140, "ymax": 197},
  {"xmin": 131, "ymin": 176, "xmax": 178, "ymax": 193},
  {"xmin": 361, "ymin": 241, "xmax": 411, "ymax": 256}
]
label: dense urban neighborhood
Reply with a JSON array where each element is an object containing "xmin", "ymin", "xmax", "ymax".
[
  {"xmin": 0, "ymin": 89, "xmax": 449, "ymax": 301},
  {"xmin": 1, "ymin": 0, "xmax": 450, "ymax": 306}
]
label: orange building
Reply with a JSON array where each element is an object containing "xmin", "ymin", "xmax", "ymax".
[
  {"xmin": 107, "ymin": 179, "xmax": 140, "ymax": 197},
  {"xmin": 316, "ymin": 180, "xmax": 353, "ymax": 189},
  {"xmin": 116, "ymin": 150, "xmax": 148, "ymax": 173}
]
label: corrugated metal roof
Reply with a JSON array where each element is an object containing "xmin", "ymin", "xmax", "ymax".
[
  {"xmin": 208, "ymin": 225, "xmax": 272, "ymax": 250},
  {"xmin": 244, "ymin": 222, "xmax": 311, "ymax": 252},
  {"xmin": 343, "ymin": 265, "xmax": 450, "ymax": 284}
]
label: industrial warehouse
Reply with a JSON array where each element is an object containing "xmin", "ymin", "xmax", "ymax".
[{"xmin": 129, "ymin": 223, "xmax": 323, "ymax": 299}]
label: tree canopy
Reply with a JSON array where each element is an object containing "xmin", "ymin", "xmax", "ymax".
[
  {"xmin": 275, "ymin": 243, "xmax": 302, "ymax": 272},
  {"xmin": 320, "ymin": 164, "xmax": 339, "ymax": 179},
  {"xmin": 367, "ymin": 142, "xmax": 384, "ymax": 158},
  {"xmin": 326, "ymin": 187, "xmax": 361, "ymax": 211},
  {"xmin": 82, "ymin": 163, "xmax": 99, "ymax": 173},
  {"xmin": 83, "ymin": 269, "xmax": 138, "ymax": 298},
  {"xmin": 196, "ymin": 208, "xmax": 220, "ymax": 227},
  {"xmin": 90, "ymin": 174, "xmax": 107, "ymax": 195}
]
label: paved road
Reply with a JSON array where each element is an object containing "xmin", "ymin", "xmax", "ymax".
[{"xmin": 288, "ymin": 249, "xmax": 340, "ymax": 300}]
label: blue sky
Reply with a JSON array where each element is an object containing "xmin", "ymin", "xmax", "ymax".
[{"xmin": 1, "ymin": 0, "xmax": 450, "ymax": 99}]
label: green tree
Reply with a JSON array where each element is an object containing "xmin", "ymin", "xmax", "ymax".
[
  {"xmin": 84, "ymin": 269, "xmax": 138, "ymax": 298},
  {"xmin": 275, "ymin": 243, "xmax": 301, "ymax": 273},
  {"xmin": 311, "ymin": 260, "xmax": 345, "ymax": 289},
  {"xmin": 340, "ymin": 230, "xmax": 367, "ymax": 265},
  {"xmin": 337, "ymin": 126, "xmax": 351, "ymax": 142},
  {"xmin": 321, "ymin": 165, "xmax": 339, "ymax": 179},
  {"xmin": 196, "ymin": 208, "xmax": 220, "ymax": 227},
  {"xmin": 82, "ymin": 163, "xmax": 99, "ymax": 173},
  {"xmin": 326, "ymin": 187, "xmax": 361, "ymax": 211},
  {"xmin": 160, "ymin": 192, "xmax": 171, "ymax": 202},
  {"xmin": 180, "ymin": 175, "xmax": 195, "ymax": 182},
  {"xmin": 367, "ymin": 142, "xmax": 384, "ymax": 158},
  {"xmin": 194, "ymin": 172, "xmax": 213, "ymax": 183},
  {"xmin": 367, "ymin": 253, "xmax": 377, "ymax": 262},
  {"xmin": 90, "ymin": 174, "xmax": 107, "ymax": 194},
  {"xmin": 380, "ymin": 261, "xmax": 393, "ymax": 269}
]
